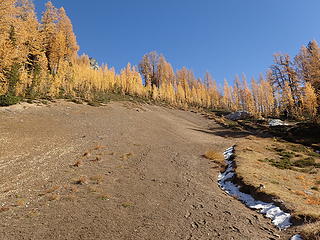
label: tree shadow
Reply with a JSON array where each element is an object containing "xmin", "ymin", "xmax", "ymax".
[{"xmin": 190, "ymin": 126, "xmax": 253, "ymax": 138}]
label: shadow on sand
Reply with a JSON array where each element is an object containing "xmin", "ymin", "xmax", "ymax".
[{"xmin": 190, "ymin": 126, "xmax": 253, "ymax": 138}]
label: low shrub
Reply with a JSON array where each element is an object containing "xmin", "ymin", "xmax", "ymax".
[{"xmin": 0, "ymin": 95, "xmax": 21, "ymax": 106}]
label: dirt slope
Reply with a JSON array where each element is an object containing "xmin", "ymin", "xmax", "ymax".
[{"xmin": 0, "ymin": 101, "xmax": 287, "ymax": 239}]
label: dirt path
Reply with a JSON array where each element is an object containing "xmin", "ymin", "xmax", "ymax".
[{"xmin": 0, "ymin": 101, "xmax": 287, "ymax": 239}]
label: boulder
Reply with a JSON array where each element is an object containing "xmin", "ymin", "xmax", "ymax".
[{"xmin": 226, "ymin": 111, "xmax": 252, "ymax": 121}]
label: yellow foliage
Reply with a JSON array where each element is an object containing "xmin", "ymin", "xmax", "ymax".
[{"xmin": 0, "ymin": 0, "xmax": 318, "ymax": 123}]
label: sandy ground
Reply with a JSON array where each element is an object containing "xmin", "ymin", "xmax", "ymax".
[{"xmin": 0, "ymin": 100, "xmax": 289, "ymax": 239}]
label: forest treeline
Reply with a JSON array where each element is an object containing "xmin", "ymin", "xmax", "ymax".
[{"xmin": 0, "ymin": 0, "xmax": 319, "ymax": 121}]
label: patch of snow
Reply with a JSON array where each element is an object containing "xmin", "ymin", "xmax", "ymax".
[
  {"xmin": 268, "ymin": 119, "xmax": 289, "ymax": 126},
  {"xmin": 290, "ymin": 234, "xmax": 303, "ymax": 240},
  {"xmin": 218, "ymin": 146, "xmax": 292, "ymax": 230}
]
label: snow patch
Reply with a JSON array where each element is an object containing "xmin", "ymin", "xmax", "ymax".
[
  {"xmin": 218, "ymin": 146, "xmax": 292, "ymax": 230},
  {"xmin": 290, "ymin": 235, "xmax": 303, "ymax": 240},
  {"xmin": 268, "ymin": 119, "xmax": 288, "ymax": 126}
]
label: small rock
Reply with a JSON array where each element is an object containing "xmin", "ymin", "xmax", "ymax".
[
  {"xmin": 205, "ymin": 212, "xmax": 213, "ymax": 217},
  {"xmin": 304, "ymin": 190, "xmax": 313, "ymax": 195},
  {"xmin": 191, "ymin": 222, "xmax": 199, "ymax": 229},
  {"xmin": 83, "ymin": 152, "xmax": 90, "ymax": 157}
]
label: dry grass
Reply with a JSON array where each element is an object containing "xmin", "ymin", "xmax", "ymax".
[
  {"xmin": 61, "ymin": 184, "xmax": 79, "ymax": 193},
  {"xmin": 90, "ymin": 157, "xmax": 101, "ymax": 162},
  {"xmin": 63, "ymin": 194, "xmax": 76, "ymax": 201},
  {"xmin": 0, "ymin": 206, "xmax": 10, "ymax": 212},
  {"xmin": 121, "ymin": 202, "xmax": 134, "ymax": 208},
  {"xmin": 47, "ymin": 193, "xmax": 61, "ymax": 201},
  {"xmin": 45, "ymin": 185, "xmax": 60, "ymax": 194},
  {"xmin": 203, "ymin": 150, "xmax": 225, "ymax": 167},
  {"xmin": 26, "ymin": 210, "xmax": 40, "ymax": 218},
  {"xmin": 87, "ymin": 186, "xmax": 100, "ymax": 193},
  {"xmin": 15, "ymin": 199, "xmax": 28, "ymax": 207},
  {"xmin": 73, "ymin": 176, "xmax": 89, "ymax": 185},
  {"xmin": 73, "ymin": 160, "xmax": 83, "ymax": 167},
  {"xmin": 301, "ymin": 221, "xmax": 320, "ymax": 240},
  {"xmin": 90, "ymin": 175, "xmax": 104, "ymax": 184},
  {"xmin": 235, "ymin": 139, "xmax": 320, "ymax": 221},
  {"xmin": 120, "ymin": 153, "xmax": 133, "ymax": 160},
  {"xmin": 68, "ymin": 185, "xmax": 79, "ymax": 193},
  {"xmin": 97, "ymin": 194, "xmax": 110, "ymax": 200},
  {"xmin": 93, "ymin": 145, "xmax": 107, "ymax": 150}
]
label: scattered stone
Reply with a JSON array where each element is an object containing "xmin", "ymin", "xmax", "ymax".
[
  {"xmin": 245, "ymin": 147, "xmax": 253, "ymax": 151},
  {"xmin": 184, "ymin": 211, "xmax": 191, "ymax": 218},
  {"xmin": 199, "ymin": 219, "xmax": 206, "ymax": 225},
  {"xmin": 73, "ymin": 160, "xmax": 83, "ymax": 167},
  {"xmin": 205, "ymin": 212, "xmax": 213, "ymax": 217},
  {"xmin": 83, "ymin": 152, "xmax": 91, "ymax": 157},
  {"xmin": 191, "ymin": 222, "xmax": 199, "ymax": 229},
  {"xmin": 91, "ymin": 157, "xmax": 101, "ymax": 162}
]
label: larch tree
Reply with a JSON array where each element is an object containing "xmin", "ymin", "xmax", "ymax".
[
  {"xmin": 204, "ymin": 71, "xmax": 214, "ymax": 89},
  {"xmin": 57, "ymin": 7, "xmax": 79, "ymax": 61},
  {"xmin": 281, "ymin": 81, "xmax": 295, "ymax": 117},
  {"xmin": 176, "ymin": 67, "xmax": 189, "ymax": 92},
  {"xmin": 157, "ymin": 55, "xmax": 175, "ymax": 87},
  {"xmin": 209, "ymin": 79, "xmax": 220, "ymax": 109},
  {"xmin": 222, "ymin": 79, "xmax": 232, "ymax": 110},
  {"xmin": 302, "ymin": 82, "xmax": 318, "ymax": 120},
  {"xmin": 0, "ymin": 0, "xmax": 17, "ymax": 93},
  {"xmin": 17, "ymin": 0, "xmax": 45, "ymax": 67},
  {"xmin": 242, "ymin": 75, "xmax": 255, "ymax": 114},
  {"xmin": 260, "ymin": 78, "xmax": 275, "ymax": 116},
  {"xmin": 14, "ymin": 0, "xmax": 47, "ymax": 96},
  {"xmin": 138, "ymin": 51, "xmax": 160, "ymax": 87},
  {"xmin": 271, "ymin": 53, "xmax": 301, "ymax": 104},
  {"xmin": 295, "ymin": 40, "xmax": 320, "ymax": 106},
  {"xmin": 232, "ymin": 75, "xmax": 242, "ymax": 111},
  {"xmin": 251, "ymin": 77, "xmax": 261, "ymax": 115},
  {"xmin": 41, "ymin": 1, "xmax": 59, "ymax": 73}
]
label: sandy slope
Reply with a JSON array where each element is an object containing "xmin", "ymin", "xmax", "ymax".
[{"xmin": 0, "ymin": 100, "xmax": 287, "ymax": 239}]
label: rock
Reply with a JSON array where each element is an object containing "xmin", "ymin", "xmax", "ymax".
[
  {"xmin": 184, "ymin": 211, "xmax": 191, "ymax": 218},
  {"xmin": 268, "ymin": 119, "xmax": 288, "ymax": 127},
  {"xmin": 304, "ymin": 190, "xmax": 313, "ymax": 195},
  {"xmin": 191, "ymin": 222, "xmax": 199, "ymax": 229},
  {"xmin": 226, "ymin": 111, "xmax": 252, "ymax": 121}
]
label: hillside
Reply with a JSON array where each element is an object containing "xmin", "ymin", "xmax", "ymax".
[{"xmin": 0, "ymin": 100, "xmax": 290, "ymax": 240}]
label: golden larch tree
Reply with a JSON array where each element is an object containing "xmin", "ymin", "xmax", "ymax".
[{"xmin": 302, "ymin": 82, "xmax": 318, "ymax": 120}]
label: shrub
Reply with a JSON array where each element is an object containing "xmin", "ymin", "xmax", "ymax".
[
  {"xmin": 204, "ymin": 150, "xmax": 224, "ymax": 163},
  {"xmin": 293, "ymin": 157, "xmax": 316, "ymax": 168},
  {"xmin": 0, "ymin": 95, "xmax": 21, "ymax": 106}
]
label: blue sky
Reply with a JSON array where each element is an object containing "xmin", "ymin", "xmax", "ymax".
[{"xmin": 33, "ymin": 0, "xmax": 320, "ymax": 86}]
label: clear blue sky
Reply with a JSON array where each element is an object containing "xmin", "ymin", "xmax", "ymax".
[{"xmin": 33, "ymin": 0, "xmax": 320, "ymax": 86}]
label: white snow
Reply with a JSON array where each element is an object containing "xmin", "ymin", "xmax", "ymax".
[
  {"xmin": 268, "ymin": 119, "xmax": 288, "ymax": 126},
  {"xmin": 290, "ymin": 235, "xmax": 303, "ymax": 240},
  {"xmin": 218, "ymin": 146, "xmax": 292, "ymax": 230}
]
